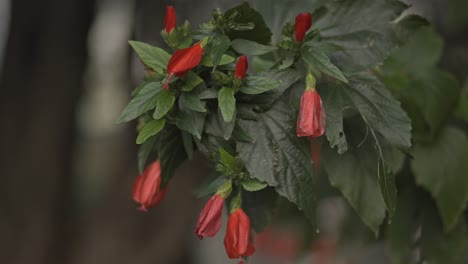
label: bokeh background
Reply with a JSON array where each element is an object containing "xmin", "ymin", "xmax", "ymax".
[{"xmin": 0, "ymin": 0, "xmax": 467, "ymax": 263}]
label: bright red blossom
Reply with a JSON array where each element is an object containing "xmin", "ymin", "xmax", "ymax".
[
  {"xmin": 294, "ymin": 12, "xmax": 312, "ymax": 42},
  {"xmin": 224, "ymin": 208, "xmax": 255, "ymax": 260},
  {"xmin": 195, "ymin": 194, "xmax": 224, "ymax": 239},
  {"xmin": 234, "ymin": 55, "xmax": 248, "ymax": 80},
  {"xmin": 164, "ymin": 42, "xmax": 204, "ymax": 89},
  {"xmin": 164, "ymin": 6, "xmax": 177, "ymax": 33},
  {"xmin": 297, "ymin": 89, "xmax": 326, "ymax": 137},
  {"xmin": 132, "ymin": 160, "xmax": 168, "ymax": 212}
]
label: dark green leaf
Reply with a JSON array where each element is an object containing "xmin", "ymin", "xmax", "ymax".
[
  {"xmin": 231, "ymin": 39, "xmax": 278, "ymax": 55},
  {"xmin": 138, "ymin": 135, "xmax": 158, "ymax": 174},
  {"xmin": 180, "ymin": 91, "xmax": 206, "ymax": 112},
  {"xmin": 196, "ymin": 177, "xmax": 230, "ymax": 198},
  {"xmin": 219, "ymin": 147, "xmax": 237, "ymax": 171},
  {"xmin": 118, "ymin": 82, "xmax": 162, "ymax": 123},
  {"xmin": 176, "ymin": 109, "xmax": 207, "ymax": 139},
  {"xmin": 242, "ymin": 187, "xmax": 278, "ymax": 232},
  {"xmin": 231, "ymin": 122, "xmax": 254, "ymax": 142},
  {"xmin": 322, "ymin": 123, "xmax": 386, "ymax": 235},
  {"xmin": 181, "ymin": 131, "xmax": 194, "ymax": 160},
  {"xmin": 322, "ymin": 74, "xmax": 412, "ymax": 152},
  {"xmin": 201, "ymin": 54, "xmax": 235, "ymax": 66},
  {"xmin": 225, "ymin": 2, "xmax": 273, "ymax": 45},
  {"xmin": 156, "ymin": 125, "xmax": 187, "ymax": 186},
  {"xmin": 412, "ymin": 126, "xmax": 468, "ymax": 231},
  {"xmin": 129, "ymin": 41, "xmax": 170, "ymax": 71},
  {"xmin": 302, "ymin": 46, "xmax": 348, "ymax": 83},
  {"xmin": 388, "ymin": 184, "xmax": 421, "ymax": 264},
  {"xmin": 209, "ymin": 33, "xmax": 231, "ymax": 69},
  {"xmin": 313, "ymin": 0, "xmax": 408, "ymax": 72},
  {"xmin": 205, "ymin": 110, "xmax": 236, "ymax": 140},
  {"xmin": 241, "ymin": 178, "xmax": 268, "ymax": 192},
  {"xmin": 218, "ymin": 87, "xmax": 236, "ymax": 122},
  {"xmin": 153, "ymin": 90, "xmax": 175, "ymax": 119},
  {"xmin": 421, "ymin": 203, "xmax": 467, "ymax": 264},
  {"xmin": 321, "ymin": 85, "xmax": 348, "ymax": 154},
  {"xmin": 237, "ymin": 101, "xmax": 317, "ymax": 225},
  {"xmin": 240, "ymin": 76, "xmax": 281, "ymax": 95},
  {"xmin": 181, "ymin": 71, "xmax": 204, "ymax": 92},
  {"xmin": 136, "ymin": 118, "xmax": 166, "ymax": 144}
]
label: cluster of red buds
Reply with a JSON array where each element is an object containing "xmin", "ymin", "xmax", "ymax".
[{"xmin": 131, "ymin": 7, "xmax": 324, "ymax": 264}]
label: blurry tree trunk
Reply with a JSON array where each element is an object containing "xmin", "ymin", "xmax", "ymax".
[{"xmin": 0, "ymin": 0, "xmax": 95, "ymax": 263}]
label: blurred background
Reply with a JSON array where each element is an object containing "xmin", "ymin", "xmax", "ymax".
[{"xmin": 0, "ymin": 0, "xmax": 467, "ymax": 263}]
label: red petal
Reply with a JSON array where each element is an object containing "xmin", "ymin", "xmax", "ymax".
[
  {"xmin": 294, "ymin": 12, "xmax": 312, "ymax": 42},
  {"xmin": 164, "ymin": 6, "xmax": 176, "ymax": 33}
]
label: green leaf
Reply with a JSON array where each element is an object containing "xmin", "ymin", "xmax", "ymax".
[
  {"xmin": 321, "ymin": 85, "xmax": 348, "ymax": 154},
  {"xmin": 156, "ymin": 125, "xmax": 187, "ymax": 186},
  {"xmin": 176, "ymin": 109, "xmax": 207, "ymax": 139},
  {"xmin": 411, "ymin": 126, "xmax": 468, "ymax": 231},
  {"xmin": 129, "ymin": 41, "xmax": 170, "ymax": 71},
  {"xmin": 322, "ymin": 74, "xmax": 412, "ymax": 153},
  {"xmin": 180, "ymin": 91, "xmax": 206, "ymax": 112},
  {"xmin": 136, "ymin": 119, "xmax": 166, "ymax": 144},
  {"xmin": 237, "ymin": 101, "xmax": 317, "ymax": 225},
  {"xmin": 181, "ymin": 131, "xmax": 194, "ymax": 160},
  {"xmin": 201, "ymin": 54, "xmax": 235, "ymax": 67},
  {"xmin": 153, "ymin": 90, "xmax": 175, "ymax": 119},
  {"xmin": 118, "ymin": 82, "xmax": 162, "ymax": 123},
  {"xmin": 196, "ymin": 177, "xmax": 230, "ymax": 198},
  {"xmin": 205, "ymin": 109, "xmax": 236, "ymax": 140},
  {"xmin": 242, "ymin": 187, "xmax": 278, "ymax": 232},
  {"xmin": 231, "ymin": 39, "xmax": 278, "ymax": 55},
  {"xmin": 219, "ymin": 147, "xmax": 237, "ymax": 171},
  {"xmin": 388, "ymin": 184, "xmax": 421, "ymax": 264},
  {"xmin": 209, "ymin": 33, "xmax": 231, "ymax": 69},
  {"xmin": 138, "ymin": 135, "xmax": 158, "ymax": 174},
  {"xmin": 240, "ymin": 76, "xmax": 282, "ymax": 95},
  {"xmin": 313, "ymin": 0, "xmax": 408, "ymax": 72},
  {"xmin": 381, "ymin": 27, "xmax": 460, "ymax": 138},
  {"xmin": 225, "ymin": 2, "xmax": 273, "ymax": 45},
  {"xmin": 218, "ymin": 87, "xmax": 236, "ymax": 122},
  {"xmin": 421, "ymin": 203, "xmax": 467, "ymax": 264},
  {"xmin": 302, "ymin": 46, "xmax": 348, "ymax": 83},
  {"xmin": 181, "ymin": 71, "xmax": 204, "ymax": 92},
  {"xmin": 241, "ymin": 178, "xmax": 268, "ymax": 192},
  {"xmin": 322, "ymin": 122, "xmax": 386, "ymax": 235}
]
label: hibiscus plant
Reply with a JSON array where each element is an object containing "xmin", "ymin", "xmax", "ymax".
[{"xmin": 119, "ymin": 1, "xmax": 468, "ymax": 263}]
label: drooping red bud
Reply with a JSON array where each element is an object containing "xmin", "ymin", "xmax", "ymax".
[
  {"xmin": 234, "ymin": 55, "xmax": 248, "ymax": 80},
  {"xmin": 224, "ymin": 208, "xmax": 255, "ymax": 260},
  {"xmin": 132, "ymin": 160, "xmax": 168, "ymax": 211},
  {"xmin": 294, "ymin": 12, "xmax": 312, "ymax": 42},
  {"xmin": 297, "ymin": 89, "xmax": 326, "ymax": 137},
  {"xmin": 195, "ymin": 194, "xmax": 225, "ymax": 239},
  {"xmin": 165, "ymin": 6, "xmax": 177, "ymax": 33},
  {"xmin": 164, "ymin": 42, "xmax": 204, "ymax": 89}
]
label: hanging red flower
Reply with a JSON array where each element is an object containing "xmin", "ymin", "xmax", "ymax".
[
  {"xmin": 132, "ymin": 160, "xmax": 168, "ymax": 211},
  {"xmin": 195, "ymin": 194, "xmax": 225, "ymax": 239},
  {"xmin": 297, "ymin": 88, "xmax": 326, "ymax": 137},
  {"xmin": 224, "ymin": 208, "xmax": 255, "ymax": 260}
]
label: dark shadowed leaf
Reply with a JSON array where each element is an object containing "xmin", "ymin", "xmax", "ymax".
[{"xmin": 118, "ymin": 82, "xmax": 162, "ymax": 123}]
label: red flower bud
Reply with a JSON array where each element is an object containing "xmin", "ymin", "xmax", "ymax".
[
  {"xmin": 195, "ymin": 194, "xmax": 224, "ymax": 239},
  {"xmin": 164, "ymin": 42, "xmax": 204, "ymax": 89},
  {"xmin": 297, "ymin": 89, "xmax": 326, "ymax": 137},
  {"xmin": 234, "ymin": 55, "xmax": 248, "ymax": 80},
  {"xmin": 132, "ymin": 160, "xmax": 168, "ymax": 211},
  {"xmin": 164, "ymin": 6, "xmax": 176, "ymax": 33},
  {"xmin": 224, "ymin": 208, "xmax": 255, "ymax": 260},
  {"xmin": 294, "ymin": 12, "xmax": 312, "ymax": 42}
]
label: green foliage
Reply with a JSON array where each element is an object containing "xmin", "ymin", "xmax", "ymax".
[
  {"xmin": 118, "ymin": 82, "xmax": 162, "ymax": 123},
  {"xmin": 237, "ymin": 101, "xmax": 317, "ymax": 225},
  {"xmin": 136, "ymin": 118, "xmax": 166, "ymax": 144},
  {"xmin": 412, "ymin": 126, "xmax": 468, "ymax": 230},
  {"xmin": 231, "ymin": 39, "xmax": 278, "ymax": 55},
  {"xmin": 218, "ymin": 87, "xmax": 236, "ymax": 122},
  {"xmin": 153, "ymin": 90, "xmax": 176, "ymax": 119},
  {"xmin": 128, "ymin": 41, "xmax": 170, "ymax": 72},
  {"xmin": 302, "ymin": 45, "xmax": 348, "ymax": 83}
]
